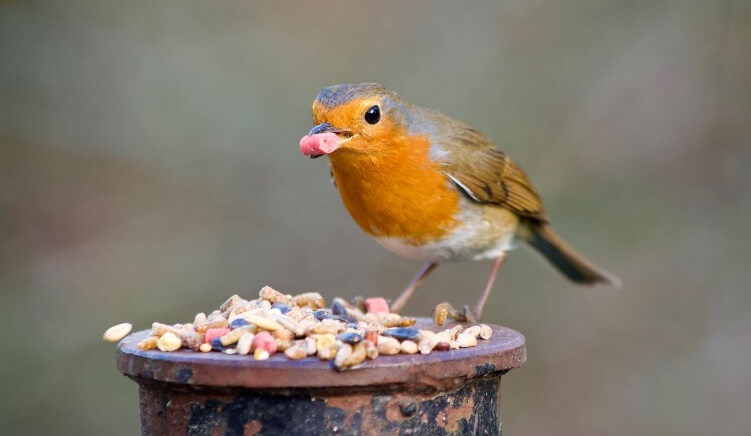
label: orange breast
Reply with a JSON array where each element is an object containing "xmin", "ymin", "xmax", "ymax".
[{"xmin": 329, "ymin": 133, "xmax": 460, "ymax": 245}]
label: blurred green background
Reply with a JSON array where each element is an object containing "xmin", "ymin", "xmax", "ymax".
[{"xmin": 1, "ymin": 1, "xmax": 749, "ymax": 435}]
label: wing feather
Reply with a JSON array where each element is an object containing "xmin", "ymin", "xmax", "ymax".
[{"xmin": 440, "ymin": 125, "xmax": 547, "ymax": 222}]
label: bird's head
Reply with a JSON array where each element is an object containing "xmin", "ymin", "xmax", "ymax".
[{"xmin": 299, "ymin": 83, "xmax": 410, "ymax": 158}]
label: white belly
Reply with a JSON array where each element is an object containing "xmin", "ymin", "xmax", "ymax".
[{"xmin": 374, "ymin": 197, "xmax": 520, "ymax": 263}]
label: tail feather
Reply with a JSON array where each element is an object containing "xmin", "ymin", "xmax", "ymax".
[{"xmin": 525, "ymin": 224, "xmax": 620, "ymax": 287}]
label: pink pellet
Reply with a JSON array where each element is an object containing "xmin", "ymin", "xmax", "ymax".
[
  {"xmin": 299, "ymin": 132, "xmax": 340, "ymax": 156},
  {"xmin": 252, "ymin": 331, "xmax": 278, "ymax": 354},
  {"xmin": 204, "ymin": 328, "xmax": 231, "ymax": 344},
  {"xmin": 365, "ymin": 297, "xmax": 390, "ymax": 314}
]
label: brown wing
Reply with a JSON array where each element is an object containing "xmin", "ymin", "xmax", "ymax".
[{"xmin": 441, "ymin": 125, "xmax": 547, "ymax": 223}]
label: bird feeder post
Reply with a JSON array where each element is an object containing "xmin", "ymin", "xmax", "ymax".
[{"xmin": 117, "ymin": 319, "xmax": 526, "ymax": 435}]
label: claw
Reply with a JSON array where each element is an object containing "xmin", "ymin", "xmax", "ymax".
[{"xmin": 461, "ymin": 305, "xmax": 478, "ymax": 324}]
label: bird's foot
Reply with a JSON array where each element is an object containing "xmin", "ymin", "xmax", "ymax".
[{"xmin": 461, "ymin": 305, "xmax": 479, "ymax": 324}]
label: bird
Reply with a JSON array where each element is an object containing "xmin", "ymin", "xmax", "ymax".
[{"xmin": 299, "ymin": 83, "xmax": 619, "ymax": 322}]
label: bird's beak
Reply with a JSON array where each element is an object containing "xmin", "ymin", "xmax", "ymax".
[
  {"xmin": 300, "ymin": 123, "xmax": 352, "ymax": 159},
  {"xmin": 307, "ymin": 122, "xmax": 336, "ymax": 136}
]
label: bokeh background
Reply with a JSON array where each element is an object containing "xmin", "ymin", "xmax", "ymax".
[{"xmin": 1, "ymin": 1, "xmax": 749, "ymax": 434}]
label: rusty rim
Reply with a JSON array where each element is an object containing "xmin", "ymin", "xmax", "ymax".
[{"xmin": 117, "ymin": 318, "xmax": 525, "ymax": 390}]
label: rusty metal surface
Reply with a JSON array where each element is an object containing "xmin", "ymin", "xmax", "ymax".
[
  {"xmin": 117, "ymin": 318, "xmax": 526, "ymax": 391},
  {"xmin": 136, "ymin": 373, "xmax": 503, "ymax": 435}
]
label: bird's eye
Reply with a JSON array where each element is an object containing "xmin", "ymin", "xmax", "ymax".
[{"xmin": 364, "ymin": 105, "xmax": 380, "ymax": 124}]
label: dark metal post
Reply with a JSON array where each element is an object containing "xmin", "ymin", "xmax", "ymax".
[{"xmin": 117, "ymin": 319, "xmax": 525, "ymax": 435}]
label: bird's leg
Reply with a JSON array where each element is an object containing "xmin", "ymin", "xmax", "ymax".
[
  {"xmin": 390, "ymin": 262, "xmax": 438, "ymax": 313},
  {"xmin": 471, "ymin": 253, "xmax": 507, "ymax": 320}
]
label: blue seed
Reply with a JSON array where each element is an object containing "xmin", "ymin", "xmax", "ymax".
[
  {"xmin": 314, "ymin": 310, "xmax": 333, "ymax": 321},
  {"xmin": 272, "ymin": 303, "xmax": 292, "ymax": 314},
  {"xmin": 210, "ymin": 338, "xmax": 224, "ymax": 351},
  {"xmin": 230, "ymin": 318, "xmax": 250, "ymax": 329},
  {"xmin": 331, "ymin": 300, "xmax": 348, "ymax": 316},
  {"xmin": 332, "ymin": 315, "xmax": 357, "ymax": 324},
  {"xmin": 383, "ymin": 327, "xmax": 421, "ymax": 342},
  {"xmin": 337, "ymin": 331, "xmax": 364, "ymax": 344}
]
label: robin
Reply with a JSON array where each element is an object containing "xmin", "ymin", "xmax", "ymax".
[{"xmin": 299, "ymin": 83, "xmax": 619, "ymax": 322}]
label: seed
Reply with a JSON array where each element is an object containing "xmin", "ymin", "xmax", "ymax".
[
  {"xmin": 195, "ymin": 317, "xmax": 229, "ymax": 333},
  {"xmin": 336, "ymin": 331, "xmax": 364, "ymax": 344},
  {"xmin": 103, "ymin": 322, "xmax": 132, "ymax": 342},
  {"xmin": 111, "ymin": 285, "xmax": 491, "ymax": 366},
  {"xmin": 318, "ymin": 345, "xmax": 337, "ymax": 360},
  {"xmin": 237, "ymin": 332, "xmax": 255, "ymax": 355},
  {"xmin": 363, "ymin": 339, "xmax": 379, "ymax": 359},
  {"xmin": 302, "ymin": 337, "xmax": 317, "ymax": 356},
  {"xmin": 230, "ymin": 301, "xmax": 253, "ymax": 318},
  {"xmin": 433, "ymin": 331, "xmax": 453, "ymax": 344},
  {"xmin": 259, "ymin": 286, "xmax": 292, "ymax": 305},
  {"xmin": 193, "ymin": 312, "xmax": 207, "ymax": 327},
  {"xmin": 334, "ymin": 343, "xmax": 353, "ymax": 370},
  {"xmin": 180, "ymin": 330, "xmax": 204, "ymax": 350},
  {"xmin": 220, "ymin": 294, "xmax": 243, "ymax": 312},
  {"xmin": 157, "ymin": 332, "xmax": 182, "ymax": 352},
  {"xmin": 137, "ymin": 336, "xmax": 158, "ymax": 351},
  {"xmin": 478, "ymin": 324, "xmax": 493, "ymax": 340},
  {"xmin": 435, "ymin": 341, "xmax": 451, "ymax": 352},
  {"xmin": 272, "ymin": 314, "xmax": 299, "ymax": 333},
  {"xmin": 333, "ymin": 314, "xmax": 358, "ymax": 324},
  {"xmin": 204, "ymin": 328, "xmax": 232, "ymax": 344},
  {"xmin": 364, "ymin": 329, "xmax": 378, "ymax": 344},
  {"xmin": 364, "ymin": 297, "xmax": 390, "ymax": 314},
  {"xmin": 350, "ymin": 295, "xmax": 366, "ymax": 312},
  {"xmin": 272, "ymin": 329, "xmax": 295, "ymax": 342},
  {"xmin": 271, "ymin": 303, "xmax": 292, "ymax": 314},
  {"xmin": 230, "ymin": 318, "xmax": 251, "ymax": 329},
  {"xmin": 433, "ymin": 302, "xmax": 450, "ymax": 327},
  {"xmin": 284, "ymin": 346, "xmax": 307, "ymax": 360},
  {"xmin": 293, "ymin": 292, "xmax": 325, "ymax": 309},
  {"xmin": 254, "ymin": 348, "xmax": 270, "ymax": 360},
  {"xmin": 383, "ymin": 327, "xmax": 421, "ymax": 342},
  {"xmin": 463, "ymin": 325, "xmax": 481, "ymax": 338},
  {"xmin": 286, "ymin": 307, "xmax": 305, "ymax": 321},
  {"xmin": 376, "ymin": 336, "xmax": 401, "ymax": 355},
  {"xmin": 349, "ymin": 342, "xmax": 367, "ymax": 365},
  {"xmin": 151, "ymin": 322, "xmax": 181, "ymax": 337},
  {"xmin": 315, "ymin": 334, "xmax": 336, "ymax": 351},
  {"xmin": 418, "ymin": 338, "xmax": 435, "ymax": 355},
  {"xmin": 400, "ymin": 340, "xmax": 418, "ymax": 354},
  {"xmin": 456, "ymin": 333, "xmax": 477, "ymax": 348},
  {"xmin": 331, "ymin": 299, "xmax": 348, "ymax": 316},
  {"xmin": 252, "ymin": 331, "xmax": 278, "ymax": 354},
  {"xmin": 316, "ymin": 334, "xmax": 337, "ymax": 360},
  {"xmin": 345, "ymin": 307, "xmax": 367, "ymax": 323},
  {"xmin": 295, "ymin": 319, "xmax": 316, "ymax": 337},
  {"xmin": 313, "ymin": 309, "xmax": 332, "ymax": 321},
  {"xmin": 448, "ymin": 325, "xmax": 463, "ymax": 340},
  {"xmin": 275, "ymin": 339, "xmax": 292, "ymax": 352},
  {"xmin": 210, "ymin": 338, "xmax": 224, "ymax": 351},
  {"xmin": 242, "ymin": 314, "xmax": 283, "ymax": 331},
  {"xmin": 379, "ymin": 314, "xmax": 417, "ymax": 328},
  {"xmin": 221, "ymin": 327, "xmax": 254, "ymax": 346},
  {"xmin": 308, "ymin": 319, "xmax": 344, "ymax": 335}
]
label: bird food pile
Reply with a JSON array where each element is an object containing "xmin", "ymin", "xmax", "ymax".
[{"xmin": 103, "ymin": 286, "xmax": 492, "ymax": 371}]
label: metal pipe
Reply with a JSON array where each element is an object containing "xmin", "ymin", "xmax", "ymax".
[{"xmin": 117, "ymin": 319, "xmax": 525, "ymax": 435}]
